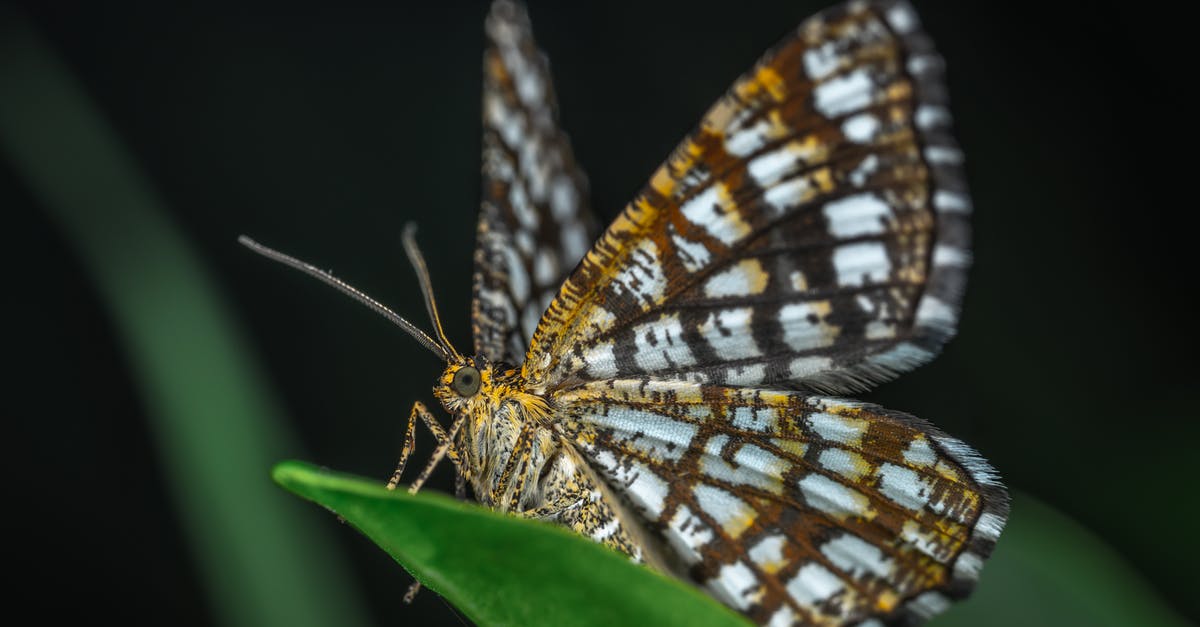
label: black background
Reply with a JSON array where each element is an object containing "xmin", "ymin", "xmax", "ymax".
[{"xmin": 6, "ymin": 0, "xmax": 1196, "ymax": 625}]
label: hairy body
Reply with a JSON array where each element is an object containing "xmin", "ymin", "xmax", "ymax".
[{"xmin": 427, "ymin": 357, "xmax": 674, "ymax": 573}]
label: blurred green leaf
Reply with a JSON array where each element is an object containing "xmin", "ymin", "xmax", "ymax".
[
  {"xmin": 273, "ymin": 460, "xmax": 751, "ymax": 627},
  {"xmin": 0, "ymin": 12, "xmax": 369, "ymax": 627}
]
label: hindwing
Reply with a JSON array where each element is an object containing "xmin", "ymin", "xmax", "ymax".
[{"xmin": 556, "ymin": 379, "xmax": 1007, "ymax": 626}]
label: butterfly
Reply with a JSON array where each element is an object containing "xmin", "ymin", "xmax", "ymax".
[{"xmin": 243, "ymin": 1, "xmax": 1009, "ymax": 624}]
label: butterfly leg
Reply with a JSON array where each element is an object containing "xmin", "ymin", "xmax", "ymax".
[
  {"xmin": 407, "ymin": 412, "xmax": 466, "ymax": 495},
  {"xmin": 488, "ymin": 423, "xmax": 535, "ymax": 509},
  {"xmin": 455, "ymin": 467, "xmax": 467, "ymax": 500},
  {"xmin": 386, "ymin": 401, "xmax": 465, "ymax": 491},
  {"xmin": 401, "ymin": 415, "xmax": 467, "ymax": 604},
  {"xmin": 385, "ymin": 403, "xmax": 467, "ymax": 604},
  {"xmin": 518, "ymin": 491, "xmax": 586, "ymax": 521}
]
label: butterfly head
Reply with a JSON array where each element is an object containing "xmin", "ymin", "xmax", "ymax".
[
  {"xmin": 432, "ymin": 355, "xmax": 545, "ymax": 420},
  {"xmin": 433, "ymin": 356, "xmax": 491, "ymax": 411}
]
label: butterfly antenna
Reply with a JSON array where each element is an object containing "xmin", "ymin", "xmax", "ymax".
[
  {"xmin": 238, "ymin": 235, "xmax": 452, "ymax": 361},
  {"xmin": 401, "ymin": 223, "xmax": 463, "ymax": 361}
]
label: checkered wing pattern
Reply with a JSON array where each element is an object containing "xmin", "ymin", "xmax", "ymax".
[
  {"xmin": 472, "ymin": 0, "xmax": 600, "ymax": 365},
  {"xmin": 557, "ymin": 380, "xmax": 1006, "ymax": 626},
  {"xmin": 523, "ymin": 0, "xmax": 969, "ymax": 394}
]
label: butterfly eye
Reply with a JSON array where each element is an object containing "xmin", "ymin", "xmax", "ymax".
[{"xmin": 451, "ymin": 366, "xmax": 481, "ymax": 397}]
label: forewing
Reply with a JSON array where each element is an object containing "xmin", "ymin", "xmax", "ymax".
[
  {"xmin": 472, "ymin": 0, "xmax": 600, "ymax": 364},
  {"xmin": 555, "ymin": 379, "xmax": 1008, "ymax": 626},
  {"xmin": 524, "ymin": 1, "xmax": 968, "ymax": 393}
]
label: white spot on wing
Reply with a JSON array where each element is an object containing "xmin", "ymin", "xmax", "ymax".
[
  {"xmin": 724, "ymin": 119, "xmax": 771, "ymax": 157},
  {"xmin": 916, "ymin": 105, "xmax": 951, "ymax": 130},
  {"xmin": 797, "ymin": 473, "xmax": 870, "ymax": 517},
  {"xmin": 680, "ymin": 185, "xmax": 749, "ymax": 245},
  {"xmin": 607, "ymin": 459, "xmax": 669, "ymax": 517},
  {"xmin": 671, "ymin": 232, "xmax": 712, "ymax": 273},
  {"xmin": 902, "ymin": 437, "xmax": 937, "ymax": 467},
  {"xmin": 501, "ymin": 245, "xmax": 530, "ymax": 302},
  {"xmin": 694, "ymin": 484, "xmax": 756, "ymax": 538},
  {"xmin": 886, "ymin": 2, "xmax": 919, "ymax": 34},
  {"xmin": 747, "ymin": 146, "xmax": 797, "ymax": 187},
  {"xmin": 975, "ymin": 511, "xmax": 1005, "ymax": 541},
  {"xmin": 786, "ymin": 562, "xmax": 845, "ymax": 605},
  {"xmin": 818, "ymin": 448, "xmax": 866, "ymax": 480},
  {"xmin": 731, "ymin": 406, "xmax": 776, "ymax": 431},
  {"xmin": 768, "ymin": 607, "xmax": 797, "ymax": 627},
  {"xmin": 549, "ymin": 175, "xmax": 578, "ymax": 219},
  {"xmin": 925, "ymin": 145, "xmax": 964, "ymax": 165},
  {"xmin": 832, "ymin": 242, "xmax": 890, "ymax": 286},
  {"xmin": 582, "ymin": 340, "xmax": 617, "ymax": 379},
  {"xmin": 807, "ymin": 412, "xmax": 864, "ymax": 445},
  {"xmin": 633, "ymin": 313, "xmax": 696, "ymax": 371},
  {"xmin": 908, "ymin": 591, "xmax": 951, "ymax": 618},
  {"xmin": 933, "ymin": 190, "xmax": 972, "ymax": 213},
  {"xmin": 822, "ymin": 533, "xmax": 892, "ymax": 578},
  {"xmin": 814, "ymin": 69, "xmax": 875, "ymax": 117},
  {"xmin": 508, "ymin": 180, "xmax": 538, "ymax": 230},
  {"xmin": 877, "ymin": 462, "xmax": 934, "ymax": 511},
  {"xmin": 701, "ymin": 445, "xmax": 785, "ymax": 494},
  {"xmin": 586, "ymin": 407, "xmax": 700, "ymax": 462},
  {"xmin": 788, "ymin": 355, "xmax": 833, "ymax": 378},
  {"xmin": 748, "ymin": 533, "xmax": 787, "ymax": 572},
  {"xmin": 907, "ymin": 54, "xmax": 942, "ymax": 77},
  {"xmin": 533, "ymin": 249, "xmax": 557, "ymax": 286},
  {"xmin": 724, "ymin": 363, "xmax": 766, "ymax": 385},
  {"xmin": 932, "ymin": 245, "xmax": 969, "ymax": 268},
  {"xmin": 698, "ymin": 307, "xmax": 762, "ymax": 360},
  {"xmin": 823, "ymin": 193, "xmax": 891, "ymax": 237},
  {"xmin": 848, "ymin": 154, "xmax": 880, "ymax": 187},
  {"xmin": 611, "ymin": 239, "xmax": 667, "ymax": 304},
  {"xmin": 916, "ymin": 295, "xmax": 958, "ymax": 328},
  {"xmin": 803, "ymin": 42, "xmax": 840, "ymax": 80},
  {"xmin": 710, "ymin": 561, "xmax": 760, "ymax": 610},
  {"xmin": 666, "ymin": 505, "xmax": 713, "ymax": 564},
  {"xmin": 561, "ymin": 221, "xmax": 591, "ymax": 264},
  {"xmin": 778, "ymin": 302, "xmax": 837, "ymax": 351},
  {"xmin": 953, "ymin": 551, "xmax": 984, "ymax": 580},
  {"xmin": 763, "ymin": 177, "xmax": 813, "ymax": 214},
  {"xmin": 842, "ymin": 113, "xmax": 880, "ymax": 143},
  {"xmin": 704, "ymin": 259, "xmax": 767, "ymax": 297}
]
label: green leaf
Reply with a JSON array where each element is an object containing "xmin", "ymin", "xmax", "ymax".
[{"xmin": 273, "ymin": 460, "xmax": 752, "ymax": 627}]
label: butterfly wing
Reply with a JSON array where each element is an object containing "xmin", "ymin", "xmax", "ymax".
[
  {"xmin": 557, "ymin": 379, "xmax": 1007, "ymax": 626},
  {"xmin": 520, "ymin": 1, "xmax": 1006, "ymax": 623},
  {"xmin": 523, "ymin": 0, "xmax": 968, "ymax": 394},
  {"xmin": 472, "ymin": 0, "xmax": 600, "ymax": 365}
]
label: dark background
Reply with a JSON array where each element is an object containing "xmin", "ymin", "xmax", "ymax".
[{"xmin": 6, "ymin": 0, "xmax": 1196, "ymax": 625}]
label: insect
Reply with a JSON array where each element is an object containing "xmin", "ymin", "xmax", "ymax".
[{"xmin": 243, "ymin": 0, "xmax": 1009, "ymax": 624}]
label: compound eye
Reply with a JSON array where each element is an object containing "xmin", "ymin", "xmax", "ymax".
[{"xmin": 451, "ymin": 366, "xmax": 481, "ymax": 397}]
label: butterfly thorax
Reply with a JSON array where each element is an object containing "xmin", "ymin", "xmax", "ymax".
[{"xmin": 433, "ymin": 357, "xmax": 666, "ymax": 567}]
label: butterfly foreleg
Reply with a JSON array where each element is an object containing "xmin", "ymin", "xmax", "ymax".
[
  {"xmin": 385, "ymin": 400, "xmax": 464, "ymax": 493},
  {"xmin": 408, "ymin": 412, "xmax": 466, "ymax": 495},
  {"xmin": 387, "ymin": 403, "xmax": 467, "ymax": 605}
]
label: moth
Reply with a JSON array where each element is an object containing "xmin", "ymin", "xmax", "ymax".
[{"xmin": 243, "ymin": 1, "xmax": 1009, "ymax": 624}]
